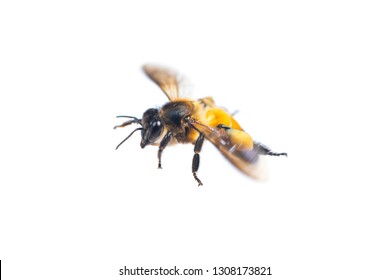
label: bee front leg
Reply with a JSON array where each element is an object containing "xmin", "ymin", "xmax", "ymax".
[
  {"xmin": 158, "ymin": 131, "xmax": 172, "ymax": 169},
  {"xmin": 113, "ymin": 116, "xmax": 141, "ymax": 129},
  {"xmin": 192, "ymin": 133, "xmax": 205, "ymax": 186}
]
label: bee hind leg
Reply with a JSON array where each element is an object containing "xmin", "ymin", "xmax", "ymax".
[
  {"xmin": 157, "ymin": 132, "xmax": 172, "ymax": 169},
  {"xmin": 192, "ymin": 133, "xmax": 205, "ymax": 186},
  {"xmin": 255, "ymin": 142, "xmax": 287, "ymax": 157}
]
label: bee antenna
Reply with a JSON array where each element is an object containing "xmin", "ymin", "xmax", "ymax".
[{"xmin": 115, "ymin": 127, "xmax": 143, "ymax": 150}]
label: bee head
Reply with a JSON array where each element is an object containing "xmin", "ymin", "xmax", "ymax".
[{"xmin": 140, "ymin": 108, "xmax": 163, "ymax": 148}]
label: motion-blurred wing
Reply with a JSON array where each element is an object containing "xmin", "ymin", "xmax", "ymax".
[
  {"xmin": 190, "ymin": 121, "xmax": 268, "ymax": 180},
  {"xmin": 143, "ymin": 64, "xmax": 184, "ymax": 101}
]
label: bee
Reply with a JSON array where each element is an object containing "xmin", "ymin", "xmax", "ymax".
[{"xmin": 115, "ymin": 65, "xmax": 287, "ymax": 186}]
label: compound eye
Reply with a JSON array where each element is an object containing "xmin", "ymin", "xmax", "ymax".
[{"xmin": 148, "ymin": 121, "xmax": 162, "ymax": 141}]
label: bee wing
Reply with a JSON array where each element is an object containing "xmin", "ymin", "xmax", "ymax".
[
  {"xmin": 191, "ymin": 121, "xmax": 268, "ymax": 181},
  {"xmin": 143, "ymin": 64, "xmax": 190, "ymax": 101}
]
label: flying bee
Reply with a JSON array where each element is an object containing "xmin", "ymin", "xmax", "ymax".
[{"xmin": 115, "ymin": 65, "xmax": 287, "ymax": 186}]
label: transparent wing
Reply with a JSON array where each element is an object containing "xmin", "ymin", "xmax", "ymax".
[
  {"xmin": 190, "ymin": 120, "xmax": 268, "ymax": 180},
  {"xmin": 143, "ymin": 64, "xmax": 191, "ymax": 101}
]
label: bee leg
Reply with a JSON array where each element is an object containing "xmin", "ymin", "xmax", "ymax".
[
  {"xmin": 217, "ymin": 124, "xmax": 231, "ymax": 130},
  {"xmin": 158, "ymin": 131, "xmax": 172, "ymax": 169},
  {"xmin": 113, "ymin": 116, "xmax": 141, "ymax": 129},
  {"xmin": 192, "ymin": 133, "xmax": 205, "ymax": 186},
  {"xmin": 256, "ymin": 142, "xmax": 287, "ymax": 157}
]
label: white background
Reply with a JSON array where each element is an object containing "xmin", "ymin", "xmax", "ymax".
[{"xmin": 1, "ymin": 0, "xmax": 389, "ymax": 279}]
